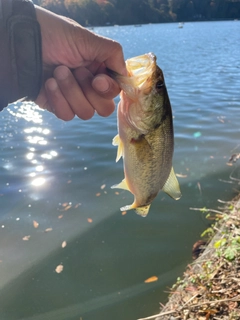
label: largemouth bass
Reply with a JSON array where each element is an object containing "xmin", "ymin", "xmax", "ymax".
[{"xmin": 110, "ymin": 53, "xmax": 181, "ymax": 217}]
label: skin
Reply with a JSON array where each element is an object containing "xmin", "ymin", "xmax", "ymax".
[{"xmin": 34, "ymin": 6, "xmax": 127, "ymax": 121}]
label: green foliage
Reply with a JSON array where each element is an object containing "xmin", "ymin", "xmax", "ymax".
[
  {"xmin": 215, "ymin": 235, "xmax": 240, "ymax": 261},
  {"xmin": 201, "ymin": 227, "xmax": 214, "ymax": 238},
  {"xmin": 33, "ymin": 0, "xmax": 240, "ymax": 26}
]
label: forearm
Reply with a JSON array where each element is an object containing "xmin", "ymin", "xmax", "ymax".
[{"xmin": 0, "ymin": 0, "xmax": 42, "ymax": 111}]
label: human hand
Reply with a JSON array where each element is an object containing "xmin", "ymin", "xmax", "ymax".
[{"xmin": 35, "ymin": 6, "xmax": 126, "ymax": 121}]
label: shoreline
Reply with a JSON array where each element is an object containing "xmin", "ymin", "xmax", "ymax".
[{"xmin": 139, "ymin": 194, "xmax": 240, "ymax": 320}]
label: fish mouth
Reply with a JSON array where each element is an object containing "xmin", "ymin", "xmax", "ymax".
[
  {"xmin": 126, "ymin": 52, "xmax": 156, "ymax": 90},
  {"xmin": 107, "ymin": 52, "xmax": 157, "ymax": 94}
]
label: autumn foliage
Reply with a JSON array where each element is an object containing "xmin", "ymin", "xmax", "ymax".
[{"xmin": 34, "ymin": 0, "xmax": 240, "ymax": 26}]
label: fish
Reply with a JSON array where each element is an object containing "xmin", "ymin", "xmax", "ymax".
[{"xmin": 109, "ymin": 52, "xmax": 181, "ymax": 217}]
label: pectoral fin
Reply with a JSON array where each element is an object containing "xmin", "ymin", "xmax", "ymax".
[
  {"xmin": 112, "ymin": 134, "xmax": 123, "ymax": 162},
  {"xmin": 162, "ymin": 167, "xmax": 182, "ymax": 200},
  {"xmin": 111, "ymin": 178, "xmax": 130, "ymax": 191}
]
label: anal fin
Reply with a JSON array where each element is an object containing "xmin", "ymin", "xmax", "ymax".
[
  {"xmin": 111, "ymin": 178, "xmax": 130, "ymax": 191},
  {"xmin": 162, "ymin": 167, "xmax": 182, "ymax": 200}
]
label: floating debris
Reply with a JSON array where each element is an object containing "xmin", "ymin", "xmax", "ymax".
[
  {"xmin": 60, "ymin": 203, "xmax": 72, "ymax": 211},
  {"xmin": 33, "ymin": 220, "xmax": 39, "ymax": 228},
  {"xmin": 176, "ymin": 173, "xmax": 187, "ymax": 178},
  {"xmin": 101, "ymin": 184, "xmax": 106, "ymax": 190},
  {"xmin": 22, "ymin": 235, "xmax": 31, "ymax": 241},
  {"xmin": 44, "ymin": 228, "xmax": 53, "ymax": 233},
  {"xmin": 55, "ymin": 264, "xmax": 64, "ymax": 274},
  {"xmin": 62, "ymin": 203, "xmax": 68, "ymax": 207},
  {"xmin": 96, "ymin": 193, "xmax": 101, "ymax": 197},
  {"xmin": 144, "ymin": 276, "xmax": 158, "ymax": 283},
  {"xmin": 87, "ymin": 218, "xmax": 93, "ymax": 223},
  {"xmin": 61, "ymin": 241, "xmax": 67, "ymax": 248}
]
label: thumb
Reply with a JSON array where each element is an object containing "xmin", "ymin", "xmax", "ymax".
[{"xmin": 92, "ymin": 74, "xmax": 121, "ymax": 99}]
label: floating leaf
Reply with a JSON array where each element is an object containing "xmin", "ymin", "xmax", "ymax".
[
  {"xmin": 58, "ymin": 214, "xmax": 63, "ymax": 219},
  {"xmin": 62, "ymin": 205, "xmax": 71, "ymax": 211},
  {"xmin": 144, "ymin": 276, "xmax": 158, "ymax": 283},
  {"xmin": 121, "ymin": 211, "xmax": 127, "ymax": 216},
  {"xmin": 22, "ymin": 235, "xmax": 31, "ymax": 241},
  {"xmin": 33, "ymin": 220, "xmax": 39, "ymax": 228},
  {"xmin": 101, "ymin": 184, "xmax": 106, "ymax": 190},
  {"xmin": 115, "ymin": 192, "xmax": 119, "ymax": 195},
  {"xmin": 176, "ymin": 173, "xmax": 187, "ymax": 178},
  {"xmin": 45, "ymin": 228, "xmax": 53, "ymax": 232},
  {"xmin": 62, "ymin": 241, "xmax": 67, "ymax": 248},
  {"xmin": 55, "ymin": 264, "xmax": 64, "ymax": 273},
  {"xmin": 87, "ymin": 218, "xmax": 93, "ymax": 223},
  {"xmin": 96, "ymin": 193, "xmax": 101, "ymax": 197},
  {"xmin": 62, "ymin": 203, "xmax": 68, "ymax": 207}
]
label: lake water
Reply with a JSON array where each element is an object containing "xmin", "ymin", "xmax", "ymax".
[{"xmin": 0, "ymin": 21, "xmax": 240, "ymax": 320}]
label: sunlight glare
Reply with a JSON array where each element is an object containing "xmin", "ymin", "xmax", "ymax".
[{"xmin": 31, "ymin": 177, "xmax": 46, "ymax": 186}]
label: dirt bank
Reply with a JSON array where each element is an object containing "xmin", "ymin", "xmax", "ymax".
[{"xmin": 139, "ymin": 195, "xmax": 240, "ymax": 320}]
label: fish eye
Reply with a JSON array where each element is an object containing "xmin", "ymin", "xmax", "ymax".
[{"xmin": 156, "ymin": 80, "xmax": 164, "ymax": 90}]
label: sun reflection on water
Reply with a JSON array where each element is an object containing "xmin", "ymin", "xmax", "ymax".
[
  {"xmin": 31, "ymin": 177, "xmax": 46, "ymax": 186},
  {"xmin": 8, "ymin": 102, "xmax": 59, "ymax": 189},
  {"xmin": 8, "ymin": 103, "xmax": 43, "ymax": 123}
]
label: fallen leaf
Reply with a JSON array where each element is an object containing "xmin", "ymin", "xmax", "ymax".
[
  {"xmin": 115, "ymin": 192, "xmax": 119, "ymax": 195},
  {"xmin": 62, "ymin": 205, "xmax": 71, "ymax": 211},
  {"xmin": 122, "ymin": 211, "xmax": 127, "ymax": 216},
  {"xmin": 55, "ymin": 264, "xmax": 64, "ymax": 273},
  {"xmin": 176, "ymin": 173, "xmax": 187, "ymax": 178},
  {"xmin": 62, "ymin": 241, "xmax": 67, "ymax": 248},
  {"xmin": 87, "ymin": 218, "xmax": 93, "ymax": 223},
  {"xmin": 45, "ymin": 228, "xmax": 53, "ymax": 232},
  {"xmin": 96, "ymin": 193, "xmax": 101, "ymax": 197},
  {"xmin": 33, "ymin": 220, "xmax": 39, "ymax": 228},
  {"xmin": 22, "ymin": 235, "xmax": 31, "ymax": 241},
  {"xmin": 101, "ymin": 184, "xmax": 106, "ymax": 190},
  {"xmin": 144, "ymin": 276, "xmax": 158, "ymax": 283},
  {"xmin": 62, "ymin": 202, "xmax": 68, "ymax": 207},
  {"xmin": 58, "ymin": 214, "xmax": 63, "ymax": 219}
]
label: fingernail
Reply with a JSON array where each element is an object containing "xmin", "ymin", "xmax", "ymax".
[
  {"xmin": 46, "ymin": 78, "xmax": 58, "ymax": 91},
  {"xmin": 92, "ymin": 75, "xmax": 110, "ymax": 93},
  {"xmin": 55, "ymin": 66, "xmax": 69, "ymax": 81}
]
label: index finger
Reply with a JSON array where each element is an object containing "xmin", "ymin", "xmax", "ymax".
[
  {"xmin": 87, "ymin": 34, "xmax": 127, "ymax": 76},
  {"xmin": 103, "ymin": 41, "xmax": 127, "ymax": 76}
]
